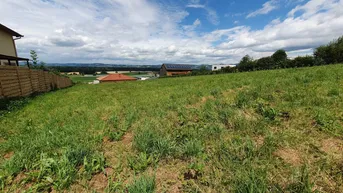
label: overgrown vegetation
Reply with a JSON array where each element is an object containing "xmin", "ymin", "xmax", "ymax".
[{"xmin": 0, "ymin": 64, "xmax": 343, "ymax": 192}]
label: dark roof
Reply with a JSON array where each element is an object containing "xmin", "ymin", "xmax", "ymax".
[
  {"xmin": 0, "ymin": 24, "xmax": 23, "ymax": 37},
  {"xmin": 0, "ymin": 54, "xmax": 29, "ymax": 61},
  {"xmin": 162, "ymin": 64, "xmax": 193, "ymax": 71}
]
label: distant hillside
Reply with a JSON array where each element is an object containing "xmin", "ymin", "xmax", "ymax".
[{"xmin": 47, "ymin": 63, "xmax": 212, "ymax": 73}]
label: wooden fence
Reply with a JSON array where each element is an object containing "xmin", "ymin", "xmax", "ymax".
[{"xmin": 0, "ymin": 66, "xmax": 73, "ymax": 98}]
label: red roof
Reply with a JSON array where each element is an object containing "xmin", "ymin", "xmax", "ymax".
[{"xmin": 97, "ymin": 74, "xmax": 137, "ymax": 82}]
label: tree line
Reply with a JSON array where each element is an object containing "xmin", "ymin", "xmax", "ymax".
[
  {"xmin": 189, "ymin": 36, "xmax": 343, "ymax": 76},
  {"xmin": 236, "ymin": 36, "xmax": 343, "ymax": 72}
]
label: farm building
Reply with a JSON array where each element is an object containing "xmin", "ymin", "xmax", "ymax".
[
  {"xmin": 0, "ymin": 24, "xmax": 29, "ymax": 66},
  {"xmin": 97, "ymin": 74, "xmax": 137, "ymax": 83},
  {"xmin": 67, "ymin": 72, "xmax": 81, "ymax": 75},
  {"xmin": 160, "ymin": 64, "xmax": 193, "ymax": 76},
  {"xmin": 212, "ymin": 64, "xmax": 236, "ymax": 71}
]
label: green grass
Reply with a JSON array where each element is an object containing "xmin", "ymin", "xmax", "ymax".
[
  {"xmin": 68, "ymin": 75, "xmax": 98, "ymax": 83},
  {"xmin": 1, "ymin": 64, "xmax": 343, "ymax": 192}
]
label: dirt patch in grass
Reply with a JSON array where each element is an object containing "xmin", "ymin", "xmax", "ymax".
[
  {"xmin": 238, "ymin": 109, "xmax": 258, "ymax": 121},
  {"xmin": 89, "ymin": 173, "xmax": 108, "ymax": 192},
  {"xmin": 122, "ymin": 132, "xmax": 133, "ymax": 146},
  {"xmin": 0, "ymin": 137, "xmax": 5, "ymax": 143},
  {"xmin": 320, "ymin": 138, "xmax": 343, "ymax": 160},
  {"xmin": 148, "ymin": 160, "xmax": 187, "ymax": 193},
  {"xmin": 13, "ymin": 172, "xmax": 27, "ymax": 184},
  {"xmin": 254, "ymin": 136, "xmax": 265, "ymax": 148},
  {"xmin": 186, "ymin": 96, "xmax": 215, "ymax": 109},
  {"xmin": 274, "ymin": 148, "xmax": 302, "ymax": 166},
  {"xmin": 69, "ymin": 182, "xmax": 87, "ymax": 192},
  {"xmin": 102, "ymin": 131, "xmax": 133, "ymax": 166},
  {"xmin": 4, "ymin": 151, "xmax": 14, "ymax": 160}
]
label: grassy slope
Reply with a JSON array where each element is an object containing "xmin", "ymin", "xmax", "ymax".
[
  {"xmin": 1, "ymin": 64, "xmax": 343, "ymax": 192},
  {"xmin": 68, "ymin": 75, "xmax": 98, "ymax": 83}
]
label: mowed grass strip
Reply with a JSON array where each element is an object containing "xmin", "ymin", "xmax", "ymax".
[{"xmin": 0, "ymin": 64, "xmax": 343, "ymax": 192}]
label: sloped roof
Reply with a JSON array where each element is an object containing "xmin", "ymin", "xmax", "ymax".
[
  {"xmin": 0, "ymin": 24, "xmax": 23, "ymax": 37},
  {"xmin": 97, "ymin": 74, "xmax": 137, "ymax": 81},
  {"xmin": 162, "ymin": 64, "xmax": 193, "ymax": 71},
  {"xmin": 0, "ymin": 54, "xmax": 29, "ymax": 61}
]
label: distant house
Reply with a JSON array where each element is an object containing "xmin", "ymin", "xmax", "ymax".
[
  {"xmin": 97, "ymin": 74, "xmax": 137, "ymax": 83},
  {"xmin": 160, "ymin": 64, "xmax": 193, "ymax": 76},
  {"xmin": 212, "ymin": 64, "xmax": 236, "ymax": 71},
  {"xmin": 67, "ymin": 72, "xmax": 80, "ymax": 75},
  {"xmin": 0, "ymin": 24, "xmax": 29, "ymax": 66}
]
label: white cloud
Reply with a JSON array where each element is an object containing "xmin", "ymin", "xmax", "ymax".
[
  {"xmin": 247, "ymin": 0, "xmax": 279, "ymax": 18},
  {"xmin": 186, "ymin": 4, "xmax": 205, "ymax": 8},
  {"xmin": 186, "ymin": 3, "xmax": 219, "ymax": 25},
  {"xmin": 0, "ymin": 0, "xmax": 342, "ymax": 65}
]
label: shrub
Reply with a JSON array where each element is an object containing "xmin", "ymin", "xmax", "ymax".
[
  {"xmin": 315, "ymin": 36, "xmax": 343, "ymax": 64},
  {"xmin": 238, "ymin": 55, "xmax": 256, "ymax": 71},
  {"xmin": 256, "ymin": 56, "xmax": 274, "ymax": 70},
  {"xmin": 293, "ymin": 56, "xmax": 316, "ymax": 67}
]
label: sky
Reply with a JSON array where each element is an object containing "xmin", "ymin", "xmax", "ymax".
[{"xmin": 1, "ymin": 0, "xmax": 342, "ymax": 65}]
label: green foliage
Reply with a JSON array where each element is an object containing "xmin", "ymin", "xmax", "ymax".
[
  {"xmin": 181, "ymin": 139, "xmax": 204, "ymax": 157},
  {"xmin": 127, "ymin": 175, "xmax": 155, "ymax": 193},
  {"xmin": 272, "ymin": 49, "xmax": 287, "ymax": 63},
  {"xmin": 315, "ymin": 36, "xmax": 343, "ymax": 64},
  {"xmin": 128, "ymin": 152, "xmax": 157, "ymax": 172},
  {"xmin": 328, "ymin": 88, "xmax": 339, "ymax": 97},
  {"xmin": 314, "ymin": 109, "xmax": 342, "ymax": 136},
  {"xmin": 233, "ymin": 168, "xmax": 269, "ymax": 193},
  {"xmin": 257, "ymin": 103, "xmax": 278, "ymax": 121},
  {"xmin": 29, "ymin": 50, "xmax": 46, "ymax": 70},
  {"xmin": 0, "ymin": 98, "xmax": 30, "ymax": 117},
  {"xmin": 238, "ymin": 55, "xmax": 256, "ymax": 71},
  {"xmin": 286, "ymin": 166, "xmax": 314, "ymax": 193},
  {"xmin": 30, "ymin": 50, "xmax": 38, "ymax": 66},
  {"xmin": 133, "ymin": 128, "xmax": 176, "ymax": 158},
  {"xmin": 256, "ymin": 56, "xmax": 275, "ymax": 70},
  {"xmin": 107, "ymin": 177, "xmax": 124, "ymax": 193},
  {"xmin": 83, "ymin": 152, "xmax": 106, "ymax": 177}
]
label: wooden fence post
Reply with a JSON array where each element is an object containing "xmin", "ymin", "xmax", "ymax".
[
  {"xmin": 15, "ymin": 66, "xmax": 23, "ymax": 96},
  {"xmin": 29, "ymin": 69, "xmax": 34, "ymax": 94},
  {"xmin": 0, "ymin": 76, "xmax": 5, "ymax": 98}
]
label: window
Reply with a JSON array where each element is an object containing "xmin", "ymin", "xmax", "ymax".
[{"xmin": 214, "ymin": 67, "xmax": 217, "ymax": 70}]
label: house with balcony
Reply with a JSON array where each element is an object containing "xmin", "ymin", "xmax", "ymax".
[{"xmin": 0, "ymin": 24, "xmax": 29, "ymax": 66}]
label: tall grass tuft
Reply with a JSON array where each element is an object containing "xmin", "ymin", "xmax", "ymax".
[
  {"xmin": 133, "ymin": 128, "xmax": 176, "ymax": 158},
  {"xmin": 127, "ymin": 175, "xmax": 155, "ymax": 193}
]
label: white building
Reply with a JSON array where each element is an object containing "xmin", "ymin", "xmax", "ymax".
[{"xmin": 212, "ymin": 64, "xmax": 236, "ymax": 71}]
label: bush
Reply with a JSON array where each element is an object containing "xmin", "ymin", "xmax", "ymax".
[
  {"xmin": 256, "ymin": 56, "xmax": 275, "ymax": 70},
  {"xmin": 238, "ymin": 55, "xmax": 256, "ymax": 71},
  {"xmin": 293, "ymin": 56, "xmax": 316, "ymax": 67},
  {"xmin": 315, "ymin": 36, "xmax": 343, "ymax": 64}
]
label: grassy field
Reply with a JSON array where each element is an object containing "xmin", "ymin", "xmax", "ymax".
[
  {"xmin": 68, "ymin": 75, "xmax": 98, "ymax": 83},
  {"xmin": 1, "ymin": 64, "xmax": 343, "ymax": 192}
]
